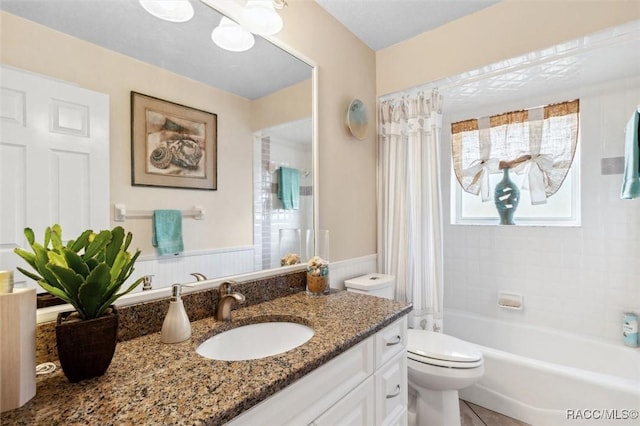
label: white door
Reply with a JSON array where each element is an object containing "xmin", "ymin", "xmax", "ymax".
[{"xmin": 0, "ymin": 65, "xmax": 109, "ymax": 290}]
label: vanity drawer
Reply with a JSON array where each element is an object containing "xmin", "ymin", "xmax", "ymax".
[
  {"xmin": 375, "ymin": 350, "xmax": 407, "ymax": 425},
  {"xmin": 374, "ymin": 316, "xmax": 407, "ymax": 369}
]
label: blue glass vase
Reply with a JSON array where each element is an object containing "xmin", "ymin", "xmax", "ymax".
[{"xmin": 494, "ymin": 168, "xmax": 520, "ymax": 225}]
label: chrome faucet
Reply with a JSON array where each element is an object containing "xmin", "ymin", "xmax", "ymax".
[
  {"xmin": 215, "ymin": 281, "xmax": 245, "ymax": 321},
  {"xmin": 190, "ymin": 272, "xmax": 208, "ymax": 281}
]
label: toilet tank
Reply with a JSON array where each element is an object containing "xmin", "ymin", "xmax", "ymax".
[{"xmin": 344, "ymin": 273, "xmax": 395, "ymax": 300}]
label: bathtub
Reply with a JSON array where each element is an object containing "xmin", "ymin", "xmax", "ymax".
[{"xmin": 444, "ymin": 309, "xmax": 640, "ymax": 425}]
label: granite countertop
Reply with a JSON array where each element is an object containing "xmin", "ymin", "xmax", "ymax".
[{"xmin": 3, "ymin": 290, "xmax": 411, "ymax": 426}]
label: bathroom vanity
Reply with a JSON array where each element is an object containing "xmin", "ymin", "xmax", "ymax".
[
  {"xmin": 229, "ymin": 314, "xmax": 408, "ymax": 425},
  {"xmin": 2, "ymin": 290, "xmax": 411, "ymax": 425}
]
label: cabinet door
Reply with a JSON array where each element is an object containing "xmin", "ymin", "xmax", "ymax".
[
  {"xmin": 313, "ymin": 376, "xmax": 375, "ymax": 426},
  {"xmin": 382, "ymin": 408, "xmax": 408, "ymax": 426},
  {"xmin": 375, "ymin": 350, "xmax": 408, "ymax": 426}
]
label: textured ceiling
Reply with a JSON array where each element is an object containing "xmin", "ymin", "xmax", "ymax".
[
  {"xmin": 3, "ymin": 1, "xmax": 637, "ymax": 114},
  {"xmin": 314, "ymin": 0, "xmax": 499, "ymax": 50},
  {"xmin": 1, "ymin": 0, "xmax": 501, "ymax": 101},
  {"xmin": 0, "ymin": 0, "xmax": 312, "ymax": 100}
]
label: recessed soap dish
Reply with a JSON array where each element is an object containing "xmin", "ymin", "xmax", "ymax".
[{"xmin": 497, "ymin": 291, "xmax": 523, "ymax": 310}]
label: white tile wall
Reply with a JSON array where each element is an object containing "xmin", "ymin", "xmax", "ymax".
[
  {"xmin": 442, "ymin": 76, "xmax": 640, "ymax": 344},
  {"xmin": 253, "ymin": 135, "xmax": 313, "ymax": 269}
]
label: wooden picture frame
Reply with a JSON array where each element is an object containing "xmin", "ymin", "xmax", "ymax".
[{"xmin": 131, "ymin": 92, "xmax": 217, "ymax": 190}]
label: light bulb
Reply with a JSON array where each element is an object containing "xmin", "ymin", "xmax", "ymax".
[
  {"xmin": 242, "ymin": 0, "xmax": 283, "ymax": 36},
  {"xmin": 139, "ymin": 0, "xmax": 194, "ymax": 23},
  {"xmin": 212, "ymin": 17, "xmax": 255, "ymax": 52}
]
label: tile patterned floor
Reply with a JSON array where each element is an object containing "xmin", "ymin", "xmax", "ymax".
[{"xmin": 460, "ymin": 400, "xmax": 531, "ymax": 426}]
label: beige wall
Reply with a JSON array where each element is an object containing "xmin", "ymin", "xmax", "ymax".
[
  {"xmin": 251, "ymin": 79, "xmax": 312, "ymax": 131},
  {"xmin": 377, "ymin": 0, "xmax": 640, "ymax": 96},
  {"xmin": 1, "ymin": 12, "xmax": 254, "ymax": 255},
  {"xmin": 274, "ymin": 0, "xmax": 640, "ymax": 263},
  {"xmin": 4, "ymin": 0, "xmax": 635, "ymax": 270},
  {"xmin": 277, "ymin": 1, "xmax": 378, "ymax": 262},
  {"xmin": 1, "ymin": 3, "xmax": 380, "ymax": 264},
  {"xmin": 3, "ymin": 1, "xmax": 637, "ymax": 266}
]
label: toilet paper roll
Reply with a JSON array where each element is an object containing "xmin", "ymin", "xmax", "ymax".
[{"xmin": 1, "ymin": 288, "xmax": 36, "ymax": 412}]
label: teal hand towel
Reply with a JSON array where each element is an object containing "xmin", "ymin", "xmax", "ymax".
[
  {"xmin": 152, "ymin": 210, "xmax": 184, "ymax": 255},
  {"xmin": 621, "ymin": 110, "xmax": 640, "ymax": 199},
  {"xmin": 277, "ymin": 167, "xmax": 300, "ymax": 210}
]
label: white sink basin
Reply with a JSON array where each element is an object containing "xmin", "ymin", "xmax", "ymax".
[{"xmin": 196, "ymin": 322, "xmax": 314, "ymax": 361}]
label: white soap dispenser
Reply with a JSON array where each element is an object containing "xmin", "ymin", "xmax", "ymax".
[{"xmin": 160, "ymin": 284, "xmax": 191, "ymax": 344}]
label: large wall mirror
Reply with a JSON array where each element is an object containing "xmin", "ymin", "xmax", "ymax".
[{"xmin": 0, "ymin": 0, "xmax": 317, "ymax": 316}]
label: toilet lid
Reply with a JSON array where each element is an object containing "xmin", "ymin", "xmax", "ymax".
[{"xmin": 407, "ymin": 329, "xmax": 482, "ymax": 363}]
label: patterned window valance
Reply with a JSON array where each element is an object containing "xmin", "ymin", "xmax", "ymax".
[{"xmin": 451, "ymin": 100, "xmax": 579, "ymax": 204}]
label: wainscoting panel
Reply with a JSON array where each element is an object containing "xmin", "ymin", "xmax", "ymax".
[
  {"xmin": 329, "ymin": 254, "xmax": 378, "ymax": 290},
  {"xmin": 133, "ymin": 246, "xmax": 255, "ymax": 290}
]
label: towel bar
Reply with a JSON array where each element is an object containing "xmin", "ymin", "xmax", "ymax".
[
  {"xmin": 114, "ymin": 204, "xmax": 205, "ymax": 222},
  {"xmin": 273, "ymin": 164, "xmax": 310, "ymax": 177}
]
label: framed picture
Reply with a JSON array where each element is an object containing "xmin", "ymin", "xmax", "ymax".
[{"xmin": 131, "ymin": 92, "xmax": 217, "ymax": 190}]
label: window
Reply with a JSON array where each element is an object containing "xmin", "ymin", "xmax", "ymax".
[{"xmin": 450, "ymin": 100, "xmax": 580, "ymax": 226}]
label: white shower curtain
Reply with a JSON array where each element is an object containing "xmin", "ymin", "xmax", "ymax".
[{"xmin": 378, "ymin": 90, "xmax": 444, "ymax": 332}]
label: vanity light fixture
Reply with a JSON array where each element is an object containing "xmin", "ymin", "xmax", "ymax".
[
  {"xmin": 139, "ymin": 0, "xmax": 286, "ymax": 52},
  {"xmin": 242, "ymin": 0, "xmax": 283, "ymax": 36},
  {"xmin": 211, "ymin": 17, "xmax": 255, "ymax": 52},
  {"xmin": 211, "ymin": 0, "xmax": 286, "ymax": 52},
  {"xmin": 138, "ymin": 0, "xmax": 194, "ymax": 23}
]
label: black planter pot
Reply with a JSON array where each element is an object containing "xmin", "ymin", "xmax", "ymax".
[{"xmin": 55, "ymin": 307, "xmax": 119, "ymax": 383}]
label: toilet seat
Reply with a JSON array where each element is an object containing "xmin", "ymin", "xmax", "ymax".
[{"xmin": 407, "ymin": 329, "xmax": 483, "ymax": 369}]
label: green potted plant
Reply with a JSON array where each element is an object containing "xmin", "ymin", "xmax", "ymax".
[{"xmin": 14, "ymin": 224, "xmax": 144, "ymax": 382}]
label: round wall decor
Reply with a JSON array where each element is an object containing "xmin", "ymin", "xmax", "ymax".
[{"xmin": 346, "ymin": 99, "xmax": 368, "ymax": 140}]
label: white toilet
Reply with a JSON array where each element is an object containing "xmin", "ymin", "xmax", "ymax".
[
  {"xmin": 345, "ymin": 273, "xmax": 484, "ymax": 426},
  {"xmin": 407, "ymin": 329, "xmax": 484, "ymax": 426}
]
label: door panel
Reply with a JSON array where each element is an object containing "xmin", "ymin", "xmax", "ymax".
[{"xmin": 0, "ymin": 66, "xmax": 109, "ymax": 289}]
